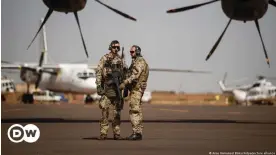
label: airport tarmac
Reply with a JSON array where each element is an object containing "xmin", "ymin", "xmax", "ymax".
[{"xmin": 2, "ymin": 103, "xmax": 276, "ymax": 155}]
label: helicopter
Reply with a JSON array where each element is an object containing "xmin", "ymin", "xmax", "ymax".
[
  {"xmin": 218, "ymin": 73, "xmax": 276, "ymax": 106},
  {"xmin": 166, "ymin": 0, "xmax": 276, "ymax": 67},
  {"xmin": 27, "ymin": 0, "xmax": 137, "ymax": 58}
]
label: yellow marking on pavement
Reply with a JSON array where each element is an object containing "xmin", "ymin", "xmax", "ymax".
[
  {"xmin": 159, "ymin": 109, "xmax": 189, "ymax": 113},
  {"xmin": 3, "ymin": 109, "xmax": 26, "ymax": 112}
]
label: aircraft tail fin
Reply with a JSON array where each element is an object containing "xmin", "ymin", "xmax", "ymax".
[
  {"xmin": 218, "ymin": 80, "xmax": 226, "ymax": 92},
  {"xmin": 219, "ymin": 72, "xmax": 231, "ymax": 92}
]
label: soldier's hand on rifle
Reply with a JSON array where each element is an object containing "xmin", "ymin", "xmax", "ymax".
[
  {"xmin": 119, "ymin": 83, "xmax": 126, "ymax": 90},
  {"xmin": 97, "ymin": 85, "xmax": 105, "ymax": 95}
]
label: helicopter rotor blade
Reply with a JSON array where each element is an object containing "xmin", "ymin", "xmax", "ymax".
[
  {"xmin": 74, "ymin": 11, "xmax": 89, "ymax": 58},
  {"xmin": 254, "ymin": 19, "xmax": 270, "ymax": 67},
  {"xmin": 257, "ymin": 75, "xmax": 276, "ymax": 80},
  {"xmin": 27, "ymin": 9, "xmax": 53, "ymax": 50},
  {"xmin": 95, "ymin": 0, "xmax": 137, "ymax": 21},
  {"xmin": 269, "ymin": 0, "xmax": 276, "ymax": 7},
  {"xmin": 205, "ymin": 18, "xmax": 232, "ymax": 61},
  {"xmin": 166, "ymin": 0, "xmax": 220, "ymax": 13}
]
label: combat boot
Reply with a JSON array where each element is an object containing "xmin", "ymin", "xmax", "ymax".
[
  {"xmin": 97, "ymin": 134, "xmax": 107, "ymax": 140},
  {"xmin": 126, "ymin": 133, "xmax": 142, "ymax": 140},
  {"xmin": 114, "ymin": 134, "xmax": 124, "ymax": 140}
]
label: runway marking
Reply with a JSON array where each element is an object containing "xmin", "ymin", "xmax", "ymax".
[
  {"xmin": 3, "ymin": 108, "xmax": 27, "ymax": 113},
  {"xmin": 159, "ymin": 109, "xmax": 189, "ymax": 113},
  {"xmin": 227, "ymin": 112, "xmax": 241, "ymax": 115}
]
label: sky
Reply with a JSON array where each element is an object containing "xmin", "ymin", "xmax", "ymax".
[{"xmin": 1, "ymin": 0, "xmax": 276, "ymax": 93}]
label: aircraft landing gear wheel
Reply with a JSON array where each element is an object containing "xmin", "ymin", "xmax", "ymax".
[
  {"xmin": 22, "ymin": 93, "xmax": 34, "ymax": 104},
  {"xmin": 85, "ymin": 95, "xmax": 94, "ymax": 104}
]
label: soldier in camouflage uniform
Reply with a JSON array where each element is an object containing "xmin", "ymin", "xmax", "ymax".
[
  {"xmin": 119, "ymin": 45, "xmax": 149, "ymax": 140},
  {"xmin": 95, "ymin": 40, "xmax": 125, "ymax": 140}
]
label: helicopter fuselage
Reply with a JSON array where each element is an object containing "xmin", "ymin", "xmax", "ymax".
[
  {"xmin": 221, "ymin": 0, "xmax": 269, "ymax": 21},
  {"xmin": 42, "ymin": 0, "xmax": 87, "ymax": 12}
]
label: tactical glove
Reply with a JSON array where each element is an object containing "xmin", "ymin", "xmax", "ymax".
[
  {"xmin": 97, "ymin": 85, "xmax": 105, "ymax": 95},
  {"xmin": 119, "ymin": 83, "xmax": 125, "ymax": 90}
]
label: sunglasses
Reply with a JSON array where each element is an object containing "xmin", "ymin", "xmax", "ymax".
[
  {"xmin": 112, "ymin": 46, "xmax": 120, "ymax": 50},
  {"xmin": 130, "ymin": 51, "xmax": 135, "ymax": 54}
]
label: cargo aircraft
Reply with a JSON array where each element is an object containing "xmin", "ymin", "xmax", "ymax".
[{"xmin": 2, "ymin": 19, "xmax": 212, "ymax": 104}]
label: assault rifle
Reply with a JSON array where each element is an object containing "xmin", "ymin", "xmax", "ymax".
[{"xmin": 107, "ymin": 71, "xmax": 125, "ymax": 110}]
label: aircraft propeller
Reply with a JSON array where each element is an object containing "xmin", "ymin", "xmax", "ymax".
[
  {"xmin": 254, "ymin": 20, "xmax": 270, "ymax": 67},
  {"xmin": 166, "ymin": 0, "xmax": 273, "ymax": 67},
  {"xmin": 166, "ymin": 0, "xmax": 219, "ymax": 13},
  {"xmin": 269, "ymin": 0, "xmax": 276, "ymax": 7},
  {"xmin": 27, "ymin": 0, "xmax": 137, "ymax": 59},
  {"xmin": 94, "ymin": 0, "xmax": 137, "ymax": 21}
]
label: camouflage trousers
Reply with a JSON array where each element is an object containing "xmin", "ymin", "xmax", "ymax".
[
  {"xmin": 129, "ymin": 90, "xmax": 143, "ymax": 134},
  {"xmin": 99, "ymin": 95, "xmax": 121, "ymax": 135}
]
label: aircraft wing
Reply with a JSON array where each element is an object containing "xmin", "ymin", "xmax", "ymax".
[
  {"xmin": 1, "ymin": 63, "xmax": 22, "ymax": 70},
  {"xmin": 88, "ymin": 65, "xmax": 211, "ymax": 74},
  {"xmin": 1, "ymin": 62, "xmax": 60, "ymax": 75},
  {"xmin": 148, "ymin": 68, "xmax": 211, "ymax": 74},
  {"xmin": 1, "ymin": 63, "xmax": 60, "ymax": 70}
]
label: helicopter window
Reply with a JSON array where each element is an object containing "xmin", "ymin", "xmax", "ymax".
[
  {"xmin": 252, "ymin": 83, "xmax": 260, "ymax": 88},
  {"xmin": 248, "ymin": 91, "xmax": 257, "ymax": 96}
]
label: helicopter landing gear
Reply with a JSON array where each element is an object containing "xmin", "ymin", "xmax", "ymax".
[{"xmin": 85, "ymin": 95, "xmax": 94, "ymax": 104}]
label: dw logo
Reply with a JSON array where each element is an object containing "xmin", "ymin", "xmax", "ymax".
[{"xmin": 7, "ymin": 124, "xmax": 40, "ymax": 143}]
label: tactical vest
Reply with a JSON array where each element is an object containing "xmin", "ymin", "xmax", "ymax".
[
  {"xmin": 128, "ymin": 57, "xmax": 149, "ymax": 92},
  {"xmin": 103, "ymin": 54, "xmax": 124, "ymax": 98}
]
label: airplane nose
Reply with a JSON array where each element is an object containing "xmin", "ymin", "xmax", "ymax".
[{"xmin": 233, "ymin": 90, "xmax": 247, "ymax": 102}]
